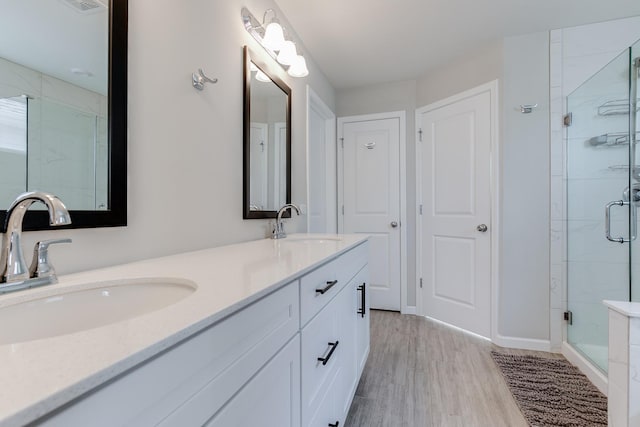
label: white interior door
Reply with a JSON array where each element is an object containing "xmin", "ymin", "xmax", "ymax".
[
  {"xmin": 307, "ymin": 87, "xmax": 337, "ymax": 233},
  {"xmin": 274, "ymin": 122, "xmax": 286, "ymax": 209},
  {"xmin": 249, "ymin": 122, "xmax": 268, "ymax": 210},
  {"xmin": 339, "ymin": 115, "xmax": 401, "ymax": 311},
  {"xmin": 417, "ymin": 87, "xmax": 493, "ymax": 338}
]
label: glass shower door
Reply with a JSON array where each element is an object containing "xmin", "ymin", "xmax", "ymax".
[
  {"xmin": 630, "ymin": 39, "xmax": 640, "ymax": 303},
  {"xmin": 566, "ymin": 48, "xmax": 632, "ymax": 373}
]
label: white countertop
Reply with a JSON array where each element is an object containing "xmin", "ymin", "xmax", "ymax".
[
  {"xmin": 604, "ymin": 300, "xmax": 640, "ymax": 318},
  {"xmin": 0, "ymin": 233, "xmax": 367, "ymax": 427}
]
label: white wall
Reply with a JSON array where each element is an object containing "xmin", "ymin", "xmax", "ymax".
[
  {"xmin": 416, "ymin": 41, "xmax": 504, "ymax": 107},
  {"xmin": 500, "ymin": 32, "xmax": 550, "ymax": 342},
  {"xmin": 13, "ymin": 0, "xmax": 335, "ymax": 275}
]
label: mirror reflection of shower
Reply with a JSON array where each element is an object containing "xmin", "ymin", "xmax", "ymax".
[{"xmin": 0, "ymin": 96, "xmax": 107, "ymax": 210}]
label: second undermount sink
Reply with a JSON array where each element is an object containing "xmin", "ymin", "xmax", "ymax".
[
  {"xmin": 281, "ymin": 235, "xmax": 343, "ymax": 244},
  {"xmin": 0, "ymin": 278, "xmax": 196, "ymax": 345}
]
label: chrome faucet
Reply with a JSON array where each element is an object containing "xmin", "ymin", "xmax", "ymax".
[
  {"xmin": 0, "ymin": 192, "xmax": 72, "ymax": 294},
  {"xmin": 273, "ymin": 203, "xmax": 300, "ymax": 239}
]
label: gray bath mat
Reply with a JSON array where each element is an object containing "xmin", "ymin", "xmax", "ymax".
[{"xmin": 490, "ymin": 351, "xmax": 607, "ymax": 427}]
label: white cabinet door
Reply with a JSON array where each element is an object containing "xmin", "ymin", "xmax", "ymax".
[{"xmin": 204, "ymin": 335, "xmax": 301, "ymax": 427}]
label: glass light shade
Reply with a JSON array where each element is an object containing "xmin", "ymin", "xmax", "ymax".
[
  {"xmin": 287, "ymin": 55, "xmax": 309, "ymax": 78},
  {"xmin": 262, "ymin": 22, "xmax": 285, "ymax": 51},
  {"xmin": 255, "ymin": 70, "xmax": 272, "ymax": 83},
  {"xmin": 277, "ymin": 40, "xmax": 298, "ymax": 66}
]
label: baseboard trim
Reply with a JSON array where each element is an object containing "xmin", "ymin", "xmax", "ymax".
[
  {"xmin": 402, "ymin": 306, "xmax": 417, "ymax": 315},
  {"xmin": 492, "ymin": 335, "xmax": 551, "ymax": 352},
  {"xmin": 562, "ymin": 341, "xmax": 608, "ymax": 395}
]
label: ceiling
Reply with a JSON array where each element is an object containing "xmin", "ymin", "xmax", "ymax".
[{"xmin": 275, "ymin": 0, "xmax": 640, "ymax": 89}]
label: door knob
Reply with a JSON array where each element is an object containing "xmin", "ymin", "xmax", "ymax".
[
  {"xmin": 390, "ymin": 221, "xmax": 398, "ymax": 228},
  {"xmin": 477, "ymin": 224, "xmax": 488, "ymax": 232}
]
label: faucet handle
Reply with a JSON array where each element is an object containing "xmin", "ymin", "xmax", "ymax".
[{"xmin": 29, "ymin": 238, "xmax": 72, "ymax": 279}]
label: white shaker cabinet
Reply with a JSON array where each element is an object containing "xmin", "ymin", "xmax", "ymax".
[{"xmin": 30, "ymin": 239, "xmax": 369, "ymax": 427}]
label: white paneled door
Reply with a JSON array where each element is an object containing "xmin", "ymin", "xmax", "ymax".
[
  {"xmin": 417, "ymin": 85, "xmax": 493, "ymax": 338},
  {"xmin": 339, "ymin": 114, "xmax": 401, "ymax": 311}
]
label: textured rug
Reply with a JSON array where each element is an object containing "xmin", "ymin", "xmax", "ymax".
[{"xmin": 490, "ymin": 351, "xmax": 607, "ymax": 427}]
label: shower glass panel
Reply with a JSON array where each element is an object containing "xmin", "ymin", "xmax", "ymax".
[
  {"xmin": 567, "ymin": 48, "xmax": 631, "ymax": 373},
  {"xmin": 631, "ymin": 39, "xmax": 640, "ymax": 303}
]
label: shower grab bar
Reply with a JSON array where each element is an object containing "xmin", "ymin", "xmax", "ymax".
[{"xmin": 605, "ymin": 200, "xmax": 636, "ymax": 243}]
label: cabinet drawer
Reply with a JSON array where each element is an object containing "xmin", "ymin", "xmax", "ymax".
[
  {"xmin": 38, "ymin": 282, "xmax": 299, "ymax": 427},
  {"xmin": 300, "ymin": 243, "xmax": 368, "ymax": 326}
]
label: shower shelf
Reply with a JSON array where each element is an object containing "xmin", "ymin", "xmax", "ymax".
[
  {"xmin": 597, "ymin": 98, "xmax": 640, "ymax": 116},
  {"xmin": 589, "ymin": 131, "xmax": 640, "ymax": 146}
]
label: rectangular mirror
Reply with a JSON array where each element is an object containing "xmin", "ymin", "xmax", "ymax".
[
  {"xmin": 243, "ymin": 46, "xmax": 292, "ymax": 219},
  {"xmin": 0, "ymin": 0, "xmax": 127, "ymax": 230}
]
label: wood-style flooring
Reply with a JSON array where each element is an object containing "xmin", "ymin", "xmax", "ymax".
[{"xmin": 346, "ymin": 310, "xmax": 564, "ymax": 427}]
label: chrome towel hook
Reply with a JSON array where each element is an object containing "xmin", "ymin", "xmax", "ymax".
[
  {"xmin": 192, "ymin": 69, "xmax": 218, "ymax": 90},
  {"xmin": 519, "ymin": 104, "xmax": 538, "ymax": 114}
]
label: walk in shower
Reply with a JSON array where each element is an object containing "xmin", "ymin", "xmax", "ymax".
[{"xmin": 567, "ymin": 39, "xmax": 640, "ymax": 373}]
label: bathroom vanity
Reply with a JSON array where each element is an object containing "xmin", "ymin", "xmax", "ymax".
[{"xmin": 0, "ymin": 234, "xmax": 369, "ymax": 427}]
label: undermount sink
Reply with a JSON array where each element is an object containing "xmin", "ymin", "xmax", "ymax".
[
  {"xmin": 0, "ymin": 278, "xmax": 196, "ymax": 345},
  {"xmin": 281, "ymin": 235, "xmax": 343, "ymax": 243}
]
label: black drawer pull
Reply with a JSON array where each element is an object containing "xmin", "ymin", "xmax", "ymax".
[
  {"xmin": 317, "ymin": 341, "xmax": 339, "ymax": 365},
  {"xmin": 357, "ymin": 283, "xmax": 366, "ymax": 318},
  {"xmin": 328, "ymin": 422, "xmax": 340, "ymax": 427},
  {"xmin": 316, "ymin": 280, "xmax": 338, "ymax": 295}
]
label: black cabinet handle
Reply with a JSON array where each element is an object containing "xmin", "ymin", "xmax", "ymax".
[
  {"xmin": 316, "ymin": 280, "xmax": 338, "ymax": 295},
  {"xmin": 317, "ymin": 341, "xmax": 339, "ymax": 365},
  {"xmin": 357, "ymin": 283, "xmax": 366, "ymax": 318},
  {"xmin": 328, "ymin": 422, "xmax": 340, "ymax": 427}
]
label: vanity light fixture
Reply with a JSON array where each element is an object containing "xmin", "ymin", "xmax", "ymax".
[{"xmin": 241, "ymin": 7, "xmax": 309, "ymax": 78}]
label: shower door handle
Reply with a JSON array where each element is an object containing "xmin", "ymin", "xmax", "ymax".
[{"xmin": 605, "ymin": 200, "xmax": 632, "ymax": 243}]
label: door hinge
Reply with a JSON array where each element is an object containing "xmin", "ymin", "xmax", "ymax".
[
  {"xmin": 563, "ymin": 113, "xmax": 572, "ymax": 127},
  {"xmin": 341, "ymin": 205, "xmax": 344, "ymax": 215},
  {"xmin": 418, "ymin": 128, "xmax": 423, "ymax": 142},
  {"xmin": 564, "ymin": 310, "xmax": 573, "ymax": 325},
  {"xmin": 419, "ymin": 204, "xmax": 423, "ymax": 215},
  {"xmin": 340, "ymin": 137, "xmax": 344, "ymax": 148},
  {"xmin": 419, "ymin": 278, "xmax": 423, "ymax": 288}
]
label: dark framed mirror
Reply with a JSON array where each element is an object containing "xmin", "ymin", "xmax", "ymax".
[
  {"xmin": 0, "ymin": 0, "xmax": 127, "ymax": 230},
  {"xmin": 243, "ymin": 45, "xmax": 292, "ymax": 219}
]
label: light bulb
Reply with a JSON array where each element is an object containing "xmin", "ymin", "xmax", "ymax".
[
  {"xmin": 262, "ymin": 21, "xmax": 285, "ymax": 51},
  {"xmin": 287, "ymin": 55, "xmax": 309, "ymax": 78},
  {"xmin": 255, "ymin": 70, "xmax": 272, "ymax": 83},
  {"xmin": 277, "ymin": 40, "xmax": 298, "ymax": 66}
]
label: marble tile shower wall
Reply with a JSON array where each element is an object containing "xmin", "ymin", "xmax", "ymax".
[
  {"xmin": 549, "ymin": 16, "xmax": 640, "ymax": 352},
  {"xmin": 0, "ymin": 57, "xmax": 107, "ymax": 209}
]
